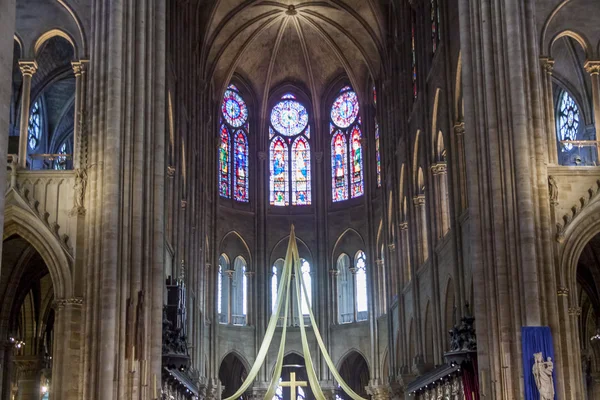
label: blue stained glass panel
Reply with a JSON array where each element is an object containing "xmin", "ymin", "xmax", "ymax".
[
  {"xmin": 234, "ymin": 131, "xmax": 249, "ymax": 202},
  {"xmin": 332, "ymin": 132, "xmax": 348, "ymax": 202},
  {"xmin": 222, "ymin": 89, "xmax": 248, "ymax": 128},
  {"xmin": 351, "ymin": 126, "xmax": 364, "ymax": 198},
  {"xmin": 219, "ymin": 125, "xmax": 231, "ymax": 198},
  {"xmin": 331, "ymin": 90, "xmax": 360, "ymax": 129},
  {"xmin": 270, "ymin": 136, "xmax": 289, "ymax": 206},
  {"xmin": 270, "ymin": 100, "xmax": 308, "ymax": 137},
  {"xmin": 292, "ymin": 137, "xmax": 311, "ymax": 206}
]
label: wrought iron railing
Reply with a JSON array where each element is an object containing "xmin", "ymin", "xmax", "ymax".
[{"xmin": 27, "ymin": 153, "xmax": 73, "ymax": 171}]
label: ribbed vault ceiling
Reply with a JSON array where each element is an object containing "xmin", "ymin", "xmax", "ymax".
[{"xmin": 202, "ymin": 0, "xmax": 385, "ymax": 111}]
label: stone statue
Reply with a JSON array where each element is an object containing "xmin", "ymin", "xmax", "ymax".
[
  {"xmin": 532, "ymin": 352, "xmax": 555, "ymax": 400},
  {"xmin": 72, "ymin": 168, "xmax": 88, "ymax": 214},
  {"xmin": 548, "ymin": 175, "xmax": 558, "ymax": 205}
]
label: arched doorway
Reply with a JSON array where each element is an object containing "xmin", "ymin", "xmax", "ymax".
[
  {"xmin": 337, "ymin": 351, "xmax": 369, "ymax": 399},
  {"xmin": 0, "ymin": 235, "xmax": 55, "ymax": 400},
  {"xmin": 576, "ymin": 232, "xmax": 600, "ymax": 399},
  {"xmin": 271, "ymin": 353, "xmax": 313, "ymax": 400},
  {"xmin": 219, "ymin": 352, "xmax": 248, "ymax": 399}
]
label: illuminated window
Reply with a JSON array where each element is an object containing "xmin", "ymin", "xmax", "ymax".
[
  {"xmin": 219, "ymin": 85, "xmax": 249, "ymax": 202},
  {"xmin": 269, "ymin": 94, "xmax": 311, "ymax": 206},
  {"xmin": 28, "ymin": 100, "xmax": 41, "ymax": 150},
  {"xmin": 330, "ymin": 87, "xmax": 363, "ymax": 202}
]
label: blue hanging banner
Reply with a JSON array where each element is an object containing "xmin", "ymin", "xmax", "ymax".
[{"xmin": 521, "ymin": 326, "xmax": 557, "ymax": 400}]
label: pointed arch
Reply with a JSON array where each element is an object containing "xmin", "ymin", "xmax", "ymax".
[{"xmin": 33, "ymin": 29, "xmax": 77, "ymax": 57}]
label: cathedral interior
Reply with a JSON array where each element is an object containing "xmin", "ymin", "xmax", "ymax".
[{"xmin": 0, "ymin": 0, "xmax": 599, "ymax": 399}]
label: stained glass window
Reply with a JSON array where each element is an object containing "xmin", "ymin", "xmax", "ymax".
[
  {"xmin": 375, "ymin": 121, "xmax": 381, "ymax": 187},
  {"xmin": 270, "ymin": 136, "xmax": 289, "ymax": 206},
  {"xmin": 411, "ymin": 11, "xmax": 418, "ymax": 99},
  {"xmin": 300, "ymin": 259, "xmax": 311, "ymax": 315},
  {"xmin": 234, "ymin": 131, "xmax": 249, "ymax": 201},
  {"xmin": 54, "ymin": 141, "xmax": 68, "ymax": 170},
  {"xmin": 351, "ymin": 126, "xmax": 364, "ymax": 197},
  {"xmin": 330, "ymin": 87, "xmax": 363, "ymax": 202},
  {"xmin": 557, "ymin": 91, "xmax": 580, "ymax": 152},
  {"xmin": 28, "ymin": 100, "xmax": 41, "ymax": 150},
  {"xmin": 269, "ymin": 94, "xmax": 311, "ymax": 206},
  {"xmin": 219, "ymin": 85, "xmax": 249, "ymax": 201},
  {"xmin": 331, "ymin": 131, "xmax": 348, "ymax": 202},
  {"xmin": 431, "ymin": 0, "xmax": 440, "ymax": 54},
  {"xmin": 219, "ymin": 125, "xmax": 231, "ymax": 198},
  {"xmin": 292, "ymin": 137, "xmax": 311, "ymax": 206}
]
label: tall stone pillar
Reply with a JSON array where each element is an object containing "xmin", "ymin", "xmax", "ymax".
[
  {"xmin": 0, "ymin": 0, "xmax": 16, "ymax": 264},
  {"xmin": 399, "ymin": 222, "xmax": 410, "ymax": 284},
  {"xmin": 14, "ymin": 356, "xmax": 42, "ymax": 400},
  {"xmin": 17, "ymin": 61, "xmax": 37, "ymax": 168},
  {"xmin": 329, "ymin": 269, "xmax": 339, "ymax": 324},
  {"xmin": 584, "ymin": 61, "xmax": 600, "ymax": 157},
  {"xmin": 71, "ymin": 60, "xmax": 88, "ymax": 169},
  {"xmin": 82, "ymin": 0, "xmax": 166, "ymax": 398},
  {"xmin": 452, "ymin": 123, "xmax": 467, "ymax": 211},
  {"xmin": 458, "ymin": 0, "xmax": 565, "ymax": 397},
  {"xmin": 431, "ymin": 162, "xmax": 449, "ymax": 237}
]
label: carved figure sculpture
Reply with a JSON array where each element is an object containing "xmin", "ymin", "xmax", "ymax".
[
  {"xmin": 548, "ymin": 175, "xmax": 558, "ymax": 205},
  {"xmin": 532, "ymin": 352, "xmax": 555, "ymax": 400}
]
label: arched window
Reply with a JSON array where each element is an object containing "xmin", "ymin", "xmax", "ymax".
[
  {"xmin": 374, "ymin": 86, "xmax": 381, "ymax": 188},
  {"xmin": 219, "ymin": 85, "xmax": 249, "ymax": 202},
  {"xmin": 337, "ymin": 254, "xmax": 354, "ymax": 324},
  {"xmin": 355, "ymin": 251, "xmax": 368, "ymax": 322},
  {"xmin": 557, "ymin": 90, "xmax": 580, "ymax": 152},
  {"xmin": 300, "ymin": 259, "xmax": 311, "ymax": 315},
  {"xmin": 330, "ymin": 87, "xmax": 363, "ymax": 202},
  {"xmin": 269, "ymin": 94, "xmax": 311, "ymax": 206},
  {"xmin": 231, "ymin": 256, "xmax": 248, "ymax": 325},
  {"xmin": 271, "ymin": 257, "xmax": 311, "ymax": 326},
  {"xmin": 28, "ymin": 100, "xmax": 41, "ymax": 151},
  {"xmin": 431, "ymin": 0, "xmax": 441, "ymax": 54},
  {"xmin": 411, "ymin": 11, "xmax": 418, "ymax": 99},
  {"xmin": 54, "ymin": 141, "xmax": 68, "ymax": 170},
  {"xmin": 218, "ymin": 254, "xmax": 230, "ymax": 324},
  {"xmin": 271, "ymin": 260, "xmax": 283, "ymax": 314}
]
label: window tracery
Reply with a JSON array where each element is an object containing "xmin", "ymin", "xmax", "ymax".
[
  {"xmin": 557, "ymin": 90, "xmax": 580, "ymax": 152},
  {"xmin": 269, "ymin": 94, "xmax": 312, "ymax": 206},
  {"xmin": 28, "ymin": 100, "xmax": 41, "ymax": 151},
  {"xmin": 219, "ymin": 85, "xmax": 249, "ymax": 202},
  {"xmin": 330, "ymin": 87, "xmax": 363, "ymax": 202}
]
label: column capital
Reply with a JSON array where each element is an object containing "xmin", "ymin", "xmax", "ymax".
[
  {"xmin": 366, "ymin": 383, "xmax": 391, "ymax": 400},
  {"xmin": 540, "ymin": 57, "xmax": 555, "ymax": 74},
  {"xmin": 258, "ymin": 151, "xmax": 268, "ymax": 161},
  {"xmin": 585, "ymin": 60, "xmax": 600, "ymax": 76},
  {"xmin": 53, "ymin": 297, "xmax": 84, "ymax": 309},
  {"xmin": 329, "ymin": 269, "xmax": 339, "ymax": 277},
  {"xmin": 18, "ymin": 60, "xmax": 38, "ymax": 77},
  {"xmin": 453, "ymin": 122, "xmax": 465, "ymax": 136},
  {"xmin": 14, "ymin": 355, "xmax": 44, "ymax": 379},
  {"xmin": 314, "ymin": 151, "xmax": 324, "ymax": 163},
  {"xmin": 244, "ymin": 271, "xmax": 255, "ymax": 278},
  {"xmin": 72, "ymin": 61, "xmax": 85, "ymax": 76},
  {"xmin": 430, "ymin": 162, "xmax": 447, "ymax": 175},
  {"xmin": 388, "ymin": 243, "xmax": 396, "ymax": 251},
  {"xmin": 399, "ymin": 221, "xmax": 408, "ymax": 230},
  {"xmin": 376, "ymin": 258, "xmax": 385, "ymax": 267},
  {"xmin": 413, "ymin": 194, "xmax": 425, "ymax": 206},
  {"xmin": 568, "ymin": 306, "xmax": 582, "ymax": 316},
  {"xmin": 224, "ymin": 269, "xmax": 235, "ymax": 278},
  {"xmin": 557, "ymin": 286, "xmax": 569, "ymax": 297}
]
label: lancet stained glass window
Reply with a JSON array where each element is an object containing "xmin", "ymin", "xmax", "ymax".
[
  {"xmin": 219, "ymin": 85, "xmax": 249, "ymax": 202},
  {"xmin": 28, "ymin": 100, "xmax": 41, "ymax": 150},
  {"xmin": 330, "ymin": 87, "xmax": 363, "ymax": 202},
  {"xmin": 355, "ymin": 251, "xmax": 368, "ymax": 321},
  {"xmin": 375, "ymin": 121, "xmax": 381, "ymax": 187},
  {"xmin": 269, "ymin": 94, "xmax": 311, "ymax": 206},
  {"xmin": 54, "ymin": 141, "xmax": 68, "ymax": 170},
  {"xmin": 557, "ymin": 90, "xmax": 580, "ymax": 152}
]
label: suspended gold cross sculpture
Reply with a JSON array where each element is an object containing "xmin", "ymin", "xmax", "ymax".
[{"xmin": 280, "ymin": 372, "xmax": 307, "ymax": 400}]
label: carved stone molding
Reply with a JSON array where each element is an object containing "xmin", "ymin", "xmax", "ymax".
[
  {"xmin": 14, "ymin": 356, "xmax": 43, "ymax": 379},
  {"xmin": 366, "ymin": 383, "xmax": 391, "ymax": 400},
  {"xmin": 399, "ymin": 222, "xmax": 408, "ymax": 230},
  {"xmin": 568, "ymin": 307, "xmax": 582, "ymax": 316},
  {"xmin": 557, "ymin": 287, "xmax": 569, "ymax": 297},
  {"xmin": 18, "ymin": 60, "xmax": 38, "ymax": 77},
  {"xmin": 53, "ymin": 297, "xmax": 84, "ymax": 309},
  {"xmin": 548, "ymin": 175, "xmax": 559, "ymax": 206},
  {"xmin": 329, "ymin": 269, "xmax": 339, "ymax": 277},
  {"xmin": 388, "ymin": 243, "xmax": 396, "ymax": 251},
  {"xmin": 244, "ymin": 271, "xmax": 255, "ymax": 278},
  {"xmin": 540, "ymin": 57, "xmax": 555, "ymax": 75},
  {"xmin": 413, "ymin": 195, "xmax": 425, "ymax": 206},
  {"xmin": 71, "ymin": 61, "xmax": 85, "ymax": 76},
  {"xmin": 167, "ymin": 165, "xmax": 176, "ymax": 177},
  {"xmin": 585, "ymin": 60, "xmax": 600, "ymax": 76},
  {"xmin": 556, "ymin": 179, "xmax": 600, "ymax": 242},
  {"xmin": 70, "ymin": 168, "xmax": 88, "ymax": 216},
  {"xmin": 181, "ymin": 199, "xmax": 187, "ymax": 209},
  {"xmin": 431, "ymin": 162, "xmax": 447, "ymax": 175},
  {"xmin": 453, "ymin": 122, "xmax": 465, "ymax": 136}
]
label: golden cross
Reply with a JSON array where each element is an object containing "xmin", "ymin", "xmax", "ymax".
[{"xmin": 280, "ymin": 372, "xmax": 308, "ymax": 400}]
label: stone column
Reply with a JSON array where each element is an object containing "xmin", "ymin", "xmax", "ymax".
[
  {"xmin": 244, "ymin": 271, "xmax": 254, "ymax": 325},
  {"xmin": 431, "ymin": 162, "xmax": 449, "ymax": 237},
  {"xmin": 452, "ymin": 123, "xmax": 467, "ymax": 211},
  {"xmin": 540, "ymin": 58, "xmax": 558, "ymax": 164},
  {"xmin": 350, "ymin": 266, "xmax": 358, "ymax": 322},
  {"xmin": 584, "ymin": 61, "xmax": 600, "ymax": 157},
  {"xmin": 71, "ymin": 60, "xmax": 88, "ymax": 169},
  {"xmin": 17, "ymin": 61, "xmax": 37, "ymax": 168},
  {"xmin": 14, "ymin": 355, "xmax": 43, "ymax": 400},
  {"xmin": 329, "ymin": 269, "xmax": 339, "ymax": 324},
  {"xmin": 376, "ymin": 258, "xmax": 385, "ymax": 315},
  {"xmin": 413, "ymin": 195, "xmax": 427, "ymax": 265},
  {"xmin": 225, "ymin": 269, "xmax": 234, "ymax": 324},
  {"xmin": 399, "ymin": 222, "xmax": 410, "ymax": 284}
]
